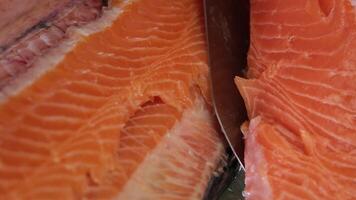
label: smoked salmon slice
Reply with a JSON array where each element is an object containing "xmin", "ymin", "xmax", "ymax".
[
  {"xmin": 236, "ymin": 0, "xmax": 356, "ymax": 199},
  {"xmin": 0, "ymin": 0, "xmax": 225, "ymax": 199}
]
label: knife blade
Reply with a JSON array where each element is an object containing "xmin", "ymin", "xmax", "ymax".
[{"xmin": 203, "ymin": 0, "xmax": 249, "ymax": 169}]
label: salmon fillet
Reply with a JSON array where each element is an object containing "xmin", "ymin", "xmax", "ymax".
[
  {"xmin": 236, "ymin": 0, "xmax": 356, "ymax": 199},
  {"xmin": 0, "ymin": 0, "xmax": 224, "ymax": 199}
]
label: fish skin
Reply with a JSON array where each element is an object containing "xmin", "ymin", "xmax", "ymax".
[
  {"xmin": 0, "ymin": 0, "xmax": 224, "ymax": 199},
  {"xmin": 0, "ymin": 0, "xmax": 70, "ymax": 49},
  {"xmin": 236, "ymin": 0, "xmax": 356, "ymax": 199},
  {"xmin": 0, "ymin": 0, "xmax": 104, "ymax": 88}
]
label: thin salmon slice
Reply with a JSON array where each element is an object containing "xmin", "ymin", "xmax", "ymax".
[
  {"xmin": 236, "ymin": 0, "xmax": 356, "ymax": 199},
  {"xmin": 0, "ymin": 0, "xmax": 224, "ymax": 199}
]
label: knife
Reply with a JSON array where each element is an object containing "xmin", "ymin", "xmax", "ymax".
[{"xmin": 203, "ymin": 0, "xmax": 250, "ymax": 169}]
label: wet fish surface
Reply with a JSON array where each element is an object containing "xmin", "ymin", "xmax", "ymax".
[
  {"xmin": 236, "ymin": 0, "xmax": 356, "ymax": 199},
  {"xmin": 0, "ymin": 0, "xmax": 225, "ymax": 199}
]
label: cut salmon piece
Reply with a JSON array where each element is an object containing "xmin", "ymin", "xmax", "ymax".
[
  {"xmin": 244, "ymin": 117, "xmax": 355, "ymax": 200},
  {"xmin": 0, "ymin": 0, "xmax": 224, "ymax": 199},
  {"xmin": 236, "ymin": 0, "xmax": 356, "ymax": 199}
]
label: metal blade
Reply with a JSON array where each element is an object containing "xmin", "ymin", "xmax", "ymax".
[{"xmin": 204, "ymin": 0, "xmax": 249, "ymax": 169}]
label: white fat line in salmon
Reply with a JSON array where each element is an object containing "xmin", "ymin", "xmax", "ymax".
[{"xmin": 0, "ymin": 0, "xmax": 109, "ymax": 88}]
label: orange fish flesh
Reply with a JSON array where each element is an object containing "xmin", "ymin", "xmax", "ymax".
[
  {"xmin": 236, "ymin": 0, "xmax": 356, "ymax": 199},
  {"xmin": 0, "ymin": 0, "xmax": 225, "ymax": 199}
]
